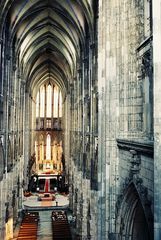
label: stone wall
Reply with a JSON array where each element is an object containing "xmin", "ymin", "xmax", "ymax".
[
  {"xmin": 0, "ymin": 160, "xmax": 24, "ymax": 239},
  {"xmin": 153, "ymin": 0, "xmax": 161, "ymax": 238},
  {"xmin": 0, "ymin": 0, "xmax": 158, "ymax": 239},
  {"xmin": 97, "ymin": 0, "xmax": 153, "ymax": 239},
  {"xmin": 68, "ymin": 161, "xmax": 98, "ymax": 240}
]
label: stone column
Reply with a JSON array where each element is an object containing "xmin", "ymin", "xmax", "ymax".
[
  {"xmin": 97, "ymin": 1, "xmax": 108, "ymax": 239},
  {"xmin": 23, "ymin": 92, "xmax": 30, "ymax": 185},
  {"xmin": 153, "ymin": 0, "xmax": 161, "ymax": 238},
  {"xmin": 64, "ymin": 93, "xmax": 70, "ymax": 175},
  {"xmin": 4, "ymin": 55, "xmax": 11, "ymax": 175}
]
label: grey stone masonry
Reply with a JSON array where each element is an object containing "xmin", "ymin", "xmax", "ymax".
[
  {"xmin": 153, "ymin": 0, "xmax": 161, "ymax": 238},
  {"xmin": 98, "ymin": 0, "xmax": 153, "ymax": 239}
]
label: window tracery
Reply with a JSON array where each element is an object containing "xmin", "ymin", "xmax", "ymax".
[
  {"xmin": 36, "ymin": 82, "xmax": 62, "ymax": 129},
  {"xmin": 35, "ymin": 82, "xmax": 63, "ymax": 174},
  {"xmin": 46, "ymin": 134, "xmax": 51, "ymax": 160}
]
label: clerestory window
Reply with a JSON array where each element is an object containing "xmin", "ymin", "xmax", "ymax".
[{"xmin": 35, "ymin": 82, "xmax": 63, "ymax": 129}]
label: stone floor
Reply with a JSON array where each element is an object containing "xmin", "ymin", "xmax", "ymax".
[
  {"xmin": 12, "ymin": 209, "xmax": 74, "ymax": 240},
  {"xmin": 23, "ymin": 193, "xmax": 69, "ymax": 210},
  {"xmin": 37, "ymin": 210, "xmax": 53, "ymax": 240},
  {"xmin": 12, "ymin": 193, "xmax": 75, "ymax": 240}
]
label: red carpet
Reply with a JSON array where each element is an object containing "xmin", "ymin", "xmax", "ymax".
[{"xmin": 44, "ymin": 179, "xmax": 49, "ymax": 192}]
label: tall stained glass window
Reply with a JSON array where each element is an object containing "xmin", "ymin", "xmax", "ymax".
[
  {"xmin": 47, "ymin": 84, "xmax": 52, "ymax": 117},
  {"xmin": 59, "ymin": 91, "xmax": 62, "ymax": 117},
  {"xmin": 40, "ymin": 85, "xmax": 45, "ymax": 117},
  {"xmin": 54, "ymin": 86, "xmax": 59, "ymax": 118},
  {"xmin": 35, "ymin": 82, "xmax": 63, "ymax": 125},
  {"xmin": 46, "ymin": 134, "xmax": 51, "ymax": 160},
  {"xmin": 36, "ymin": 91, "xmax": 39, "ymax": 118}
]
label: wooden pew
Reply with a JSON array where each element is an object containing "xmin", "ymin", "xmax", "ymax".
[
  {"xmin": 51, "ymin": 211, "xmax": 72, "ymax": 240},
  {"xmin": 17, "ymin": 212, "xmax": 39, "ymax": 240}
]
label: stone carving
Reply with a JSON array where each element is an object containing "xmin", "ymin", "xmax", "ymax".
[
  {"xmin": 116, "ymin": 168, "xmax": 152, "ymax": 235},
  {"xmin": 129, "ymin": 149, "xmax": 141, "ymax": 174},
  {"xmin": 141, "ymin": 51, "xmax": 152, "ymax": 77}
]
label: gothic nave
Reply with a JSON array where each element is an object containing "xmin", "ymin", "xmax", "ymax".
[{"xmin": 0, "ymin": 0, "xmax": 160, "ymax": 239}]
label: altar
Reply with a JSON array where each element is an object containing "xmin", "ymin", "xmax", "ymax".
[
  {"xmin": 37, "ymin": 161, "xmax": 62, "ymax": 175},
  {"xmin": 43, "ymin": 160, "xmax": 53, "ymax": 172},
  {"xmin": 35, "ymin": 141, "xmax": 63, "ymax": 175}
]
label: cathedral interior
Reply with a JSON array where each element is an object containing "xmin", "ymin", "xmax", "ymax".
[{"xmin": 0, "ymin": 0, "xmax": 160, "ymax": 239}]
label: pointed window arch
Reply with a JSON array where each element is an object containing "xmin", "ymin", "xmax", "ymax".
[
  {"xmin": 59, "ymin": 91, "xmax": 62, "ymax": 118},
  {"xmin": 46, "ymin": 134, "xmax": 51, "ymax": 160},
  {"xmin": 40, "ymin": 85, "xmax": 45, "ymax": 117},
  {"xmin": 36, "ymin": 91, "xmax": 39, "ymax": 118},
  {"xmin": 35, "ymin": 83, "xmax": 63, "ymax": 131},
  {"xmin": 54, "ymin": 85, "xmax": 59, "ymax": 117},
  {"xmin": 47, "ymin": 84, "xmax": 52, "ymax": 118}
]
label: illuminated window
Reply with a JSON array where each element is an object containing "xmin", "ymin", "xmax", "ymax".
[
  {"xmin": 40, "ymin": 85, "xmax": 45, "ymax": 117},
  {"xmin": 36, "ymin": 91, "xmax": 39, "ymax": 118},
  {"xmin": 54, "ymin": 86, "xmax": 59, "ymax": 117},
  {"xmin": 35, "ymin": 83, "xmax": 63, "ymax": 125},
  {"xmin": 46, "ymin": 134, "xmax": 51, "ymax": 160},
  {"xmin": 59, "ymin": 91, "xmax": 62, "ymax": 117},
  {"xmin": 47, "ymin": 84, "xmax": 52, "ymax": 118},
  {"xmin": 46, "ymin": 119, "xmax": 51, "ymax": 128}
]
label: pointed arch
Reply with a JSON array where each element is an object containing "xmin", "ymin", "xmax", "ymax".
[
  {"xmin": 46, "ymin": 83, "xmax": 52, "ymax": 118},
  {"xmin": 53, "ymin": 85, "xmax": 59, "ymax": 118},
  {"xmin": 116, "ymin": 182, "xmax": 153, "ymax": 240},
  {"xmin": 46, "ymin": 134, "xmax": 51, "ymax": 160},
  {"xmin": 40, "ymin": 85, "xmax": 45, "ymax": 117},
  {"xmin": 59, "ymin": 90, "xmax": 63, "ymax": 118},
  {"xmin": 36, "ymin": 90, "xmax": 39, "ymax": 118}
]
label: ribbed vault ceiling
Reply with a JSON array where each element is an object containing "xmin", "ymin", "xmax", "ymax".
[{"xmin": 0, "ymin": 0, "xmax": 94, "ymax": 96}]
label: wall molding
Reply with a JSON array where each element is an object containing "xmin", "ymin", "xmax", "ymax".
[{"xmin": 116, "ymin": 138, "xmax": 153, "ymax": 156}]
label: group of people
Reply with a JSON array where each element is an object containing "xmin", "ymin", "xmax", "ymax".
[{"xmin": 52, "ymin": 211, "xmax": 67, "ymax": 221}]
